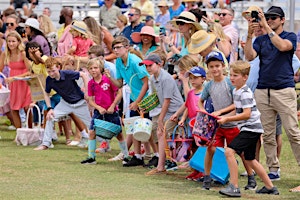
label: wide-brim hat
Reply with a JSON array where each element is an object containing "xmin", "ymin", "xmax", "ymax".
[
  {"xmin": 131, "ymin": 26, "xmax": 160, "ymax": 43},
  {"xmin": 24, "ymin": 18, "xmax": 42, "ymax": 32},
  {"xmin": 158, "ymin": 0, "xmax": 168, "ymax": 7},
  {"xmin": 169, "ymin": 11, "xmax": 202, "ymax": 31},
  {"xmin": 188, "ymin": 30, "xmax": 217, "ymax": 54},
  {"xmin": 71, "ymin": 21, "xmax": 88, "ymax": 35},
  {"xmin": 182, "ymin": 0, "xmax": 196, "ymax": 2},
  {"xmin": 242, "ymin": 6, "xmax": 262, "ymax": 19}
]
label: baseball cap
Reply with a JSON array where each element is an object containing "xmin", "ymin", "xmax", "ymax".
[
  {"xmin": 139, "ymin": 54, "xmax": 162, "ymax": 66},
  {"xmin": 264, "ymin": 6, "xmax": 285, "ymax": 17},
  {"xmin": 145, "ymin": 15, "xmax": 154, "ymax": 21},
  {"xmin": 185, "ymin": 66, "xmax": 206, "ymax": 78},
  {"xmin": 205, "ymin": 51, "xmax": 224, "ymax": 64}
]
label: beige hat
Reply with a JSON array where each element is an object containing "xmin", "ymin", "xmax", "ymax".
[
  {"xmin": 169, "ymin": 11, "xmax": 202, "ymax": 31},
  {"xmin": 242, "ymin": 6, "xmax": 262, "ymax": 19},
  {"xmin": 158, "ymin": 0, "xmax": 168, "ymax": 7},
  {"xmin": 188, "ymin": 30, "xmax": 217, "ymax": 54},
  {"xmin": 71, "ymin": 21, "xmax": 88, "ymax": 35},
  {"xmin": 182, "ymin": 0, "xmax": 197, "ymax": 2}
]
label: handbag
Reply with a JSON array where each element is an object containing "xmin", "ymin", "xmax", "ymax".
[
  {"xmin": 15, "ymin": 104, "xmax": 44, "ymax": 146},
  {"xmin": 166, "ymin": 124, "xmax": 193, "ymax": 163}
]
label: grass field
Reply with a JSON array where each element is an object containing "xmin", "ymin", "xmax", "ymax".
[{"xmin": 0, "ymin": 119, "xmax": 299, "ymax": 200}]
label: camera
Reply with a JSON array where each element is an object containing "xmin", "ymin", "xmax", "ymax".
[
  {"xmin": 251, "ymin": 11, "xmax": 260, "ymax": 22},
  {"xmin": 159, "ymin": 27, "xmax": 166, "ymax": 36}
]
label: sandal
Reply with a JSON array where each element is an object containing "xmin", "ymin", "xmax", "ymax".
[
  {"xmin": 66, "ymin": 139, "xmax": 72, "ymax": 145},
  {"xmin": 290, "ymin": 185, "xmax": 300, "ymax": 192}
]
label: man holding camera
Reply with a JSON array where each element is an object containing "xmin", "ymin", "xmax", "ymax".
[{"xmin": 244, "ymin": 6, "xmax": 300, "ymax": 186}]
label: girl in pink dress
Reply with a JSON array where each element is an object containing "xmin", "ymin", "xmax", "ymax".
[{"xmin": 0, "ymin": 31, "xmax": 32, "ymax": 128}]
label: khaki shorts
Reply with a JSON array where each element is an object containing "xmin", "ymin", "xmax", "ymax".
[{"xmin": 151, "ymin": 115, "xmax": 177, "ymax": 143}]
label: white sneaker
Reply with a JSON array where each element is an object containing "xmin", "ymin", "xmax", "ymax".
[
  {"xmin": 68, "ymin": 141, "xmax": 80, "ymax": 146},
  {"xmin": 108, "ymin": 153, "xmax": 124, "ymax": 161},
  {"xmin": 77, "ymin": 138, "xmax": 88, "ymax": 148},
  {"xmin": 49, "ymin": 144, "xmax": 54, "ymax": 148},
  {"xmin": 7, "ymin": 125, "xmax": 16, "ymax": 131}
]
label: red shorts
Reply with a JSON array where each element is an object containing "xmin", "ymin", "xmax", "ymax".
[{"xmin": 212, "ymin": 127, "xmax": 240, "ymax": 147}]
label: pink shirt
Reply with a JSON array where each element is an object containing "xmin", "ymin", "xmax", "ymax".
[
  {"xmin": 185, "ymin": 89, "xmax": 201, "ymax": 119},
  {"xmin": 72, "ymin": 36, "xmax": 93, "ymax": 57},
  {"xmin": 88, "ymin": 75, "xmax": 119, "ymax": 111}
]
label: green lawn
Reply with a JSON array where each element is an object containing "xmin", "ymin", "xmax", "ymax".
[{"xmin": 0, "ymin": 119, "xmax": 299, "ymax": 200}]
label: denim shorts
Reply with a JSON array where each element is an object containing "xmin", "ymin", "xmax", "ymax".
[{"xmin": 90, "ymin": 109, "xmax": 121, "ymax": 131}]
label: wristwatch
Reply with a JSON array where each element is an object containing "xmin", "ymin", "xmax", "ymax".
[
  {"xmin": 47, "ymin": 107, "xmax": 53, "ymax": 111},
  {"xmin": 268, "ymin": 31, "xmax": 276, "ymax": 38}
]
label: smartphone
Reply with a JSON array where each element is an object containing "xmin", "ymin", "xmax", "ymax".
[
  {"xmin": 159, "ymin": 27, "xmax": 166, "ymax": 36},
  {"xmin": 251, "ymin": 11, "xmax": 260, "ymax": 22}
]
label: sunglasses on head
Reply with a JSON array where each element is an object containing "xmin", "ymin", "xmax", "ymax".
[
  {"xmin": 266, "ymin": 16, "xmax": 279, "ymax": 21},
  {"xmin": 6, "ymin": 22, "xmax": 15, "ymax": 26},
  {"xmin": 176, "ymin": 21, "xmax": 186, "ymax": 26}
]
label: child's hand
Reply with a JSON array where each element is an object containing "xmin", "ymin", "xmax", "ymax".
[
  {"xmin": 46, "ymin": 109, "xmax": 54, "ymax": 120},
  {"xmin": 106, "ymin": 105, "xmax": 114, "ymax": 114},
  {"xmin": 104, "ymin": 69, "xmax": 111, "ymax": 78},
  {"xmin": 178, "ymin": 119, "xmax": 185, "ymax": 127},
  {"xmin": 170, "ymin": 113, "xmax": 178, "ymax": 121},
  {"xmin": 217, "ymin": 116, "xmax": 227, "ymax": 125},
  {"xmin": 98, "ymin": 107, "xmax": 106, "ymax": 115},
  {"xmin": 212, "ymin": 110, "xmax": 222, "ymax": 117},
  {"xmin": 29, "ymin": 103, "xmax": 36, "ymax": 108},
  {"xmin": 129, "ymin": 101, "xmax": 138, "ymax": 111}
]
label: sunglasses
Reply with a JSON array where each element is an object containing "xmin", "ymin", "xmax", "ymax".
[
  {"xmin": 6, "ymin": 22, "xmax": 15, "ymax": 26},
  {"xmin": 113, "ymin": 45, "xmax": 124, "ymax": 50},
  {"xmin": 176, "ymin": 21, "xmax": 186, "ymax": 26},
  {"xmin": 128, "ymin": 13, "xmax": 138, "ymax": 17},
  {"xmin": 266, "ymin": 16, "xmax": 279, "ymax": 21},
  {"xmin": 218, "ymin": 13, "xmax": 231, "ymax": 17}
]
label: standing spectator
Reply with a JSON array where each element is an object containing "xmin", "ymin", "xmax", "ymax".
[
  {"xmin": 244, "ymin": 6, "xmax": 300, "ymax": 186},
  {"xmin": 57, "ymin": 7, "xmax": 73, "ymax": 56},
  {"xmin": 99, "ymin": 0, "xmax": 121, "ymax": 36},
  {"xmin": 133, "ymin": 0, "xmax": 155, "ymax": 21},
  {"xmin": 155, "ymin": 0, "xmax": 170, "ymax": 27},
  {"xmin": 169, "ymin": 0, "xmax": 185, "ymax": 19},
  {"xmin": 10, "ymin": 0, "xmax": 30, "ymax": 16},
  {"xmin": 121, "ymin": 7, "xmax": 144, "ymax": 45},
  {"xmin": 42, "ymin": 7, "xmax": 51, "ymax": 17}
]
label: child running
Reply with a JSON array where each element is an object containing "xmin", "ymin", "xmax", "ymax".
[
  {"xmin": 218, "ymin": 60, "xmax": 279, "ymax": 197},
  {"xmin": 81, "ymin": 59, "xmax": 128, "ymax": 164}
]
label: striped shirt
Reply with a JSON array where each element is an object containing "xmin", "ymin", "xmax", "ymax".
[{"xmin": 233, "ymin": 85, "xmax": 263, "ymax": 133}]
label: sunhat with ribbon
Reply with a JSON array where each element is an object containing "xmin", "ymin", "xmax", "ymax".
[
  {"xmin": 242, "ymin": 6, "xmax": 262, "ymax": 20},
  {"xmin": 158, "ymin": 0, "xmax": 168, "ymax": 7},
  {"xmin": 24, "ymin": 18, "xmax": 42, "ymax": 32},
  {"xmin": 187, "ymin": 30, "xmax": 217, "ymax": 54},
  {"xmin": 169, "ymin": 11, "xmax": 202, "ymax": 30},
  {"xmin": 71, "ymin": 21, "xmax": 88, "ymax": 35},
  {"xmin": 131, "ymin": 26, "xmax": 160, "ymax": 43}
]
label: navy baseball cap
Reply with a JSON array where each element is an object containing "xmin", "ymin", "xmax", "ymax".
[
  {"xmin": 185, "ymin": 66, "xmax": 206, "ymax": 78},
  {"xmin": 145, "ymin": 15, "xmax": 154, "ymax": 21},
  {"xmin": 205, "ymin": 51, "xmax": 224, "ymax": 64},
  {"xmin": 264, "ymin": 6, "xmax": 285, "ymax": 17}
]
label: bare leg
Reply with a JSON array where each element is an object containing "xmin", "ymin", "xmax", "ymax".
[{"xmin": 225, "ymin": 147, "xmax": 239, "ymax": 188}]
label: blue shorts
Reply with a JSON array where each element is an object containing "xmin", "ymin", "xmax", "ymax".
[{"xmin": 90, "ymin": 109, "xmax": 121, "ymax": 131}]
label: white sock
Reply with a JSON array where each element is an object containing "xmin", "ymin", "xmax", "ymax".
[
  {"xmin": 81, "ymin": 130, "xmax": 89, "ymax": 138},
  {"xmin": 135, "ymin": 154, "xmax": 142, "ymax": 160},
  {"xmin": 154, "ymin": 152, "xmax": 159, "ymax": 157}
]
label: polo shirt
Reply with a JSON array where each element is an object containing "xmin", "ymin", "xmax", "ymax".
[
  {"xmin": 253, "ymin": 31, "xmax": 297, "ymax": 89},
  {"xmin": 116, "ymin": 52, "xmax": 149, "ymax": 101},
  {"xmin": 99, "ymin": 5, "xmax": 121, "ymax": 29},
  {"xmin": 88, "ymin": 74, "xmax": 119, "ymax": 111},
  {"xmin": 151, "ymin": 69, "xmax": 183, "ymax": 120},
  {"xmin": 45, "ymin": 70, "xmax": 83, "ymax": 104},
  {"xmin": 121, "ymin": 23, "xmax": 145, "ymax": 45}
]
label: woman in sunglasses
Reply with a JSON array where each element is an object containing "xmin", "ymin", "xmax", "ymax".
[{"xmin": 5, "ymin": 14, "xmax": 19, "ymax": 36}]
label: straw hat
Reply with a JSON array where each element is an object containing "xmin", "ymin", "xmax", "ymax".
[
  {"xmin": 182, "ymin": 0, "xmax": 196, "ymax": 2},
  {"xmin": 187, "ymin": 30, "xmax": 217, "ymax": 54},
  {"xmin": 131, "ymin": 26, "xmax": 160, "ymax": 43},
  {"xmin": 169, "ymin": 11, "xmax": 202, "ymax": 31},
  {"xmin": 24, "ymin": 18, "xmax": 42, "ymax": 32},
  {"xmin": 242, "ymin": 6, "xmax": 262, "ymax": 19},
  {"xmin": 158, "ymin": 0, "xmax": 168, "ymax": 7},
  {"xmin": 71, "ymin": 21, "xmax": 88, "ymax": 35}
]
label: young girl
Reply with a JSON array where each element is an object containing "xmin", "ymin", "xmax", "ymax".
[
  {"xmin": 81, "ymin": 59, "xmax": 129, "ymax": 164},
  {"xmin": 67, "ymin": 21, "xmax": 94, "ymax": 57},
  {"xmin": 0, "ymin": 31, "xmax": 32, "ymax": 129}
]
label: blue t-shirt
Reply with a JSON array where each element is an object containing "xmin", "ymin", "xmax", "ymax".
[
  {"xmin": 253, "ymin": 31, "xmax": 297, "ymax": 89},
  {"xmin": 45, "ymin": 70, "xmax": 84, "ymax": 104},
  {"xmin": 169, "ymin": 4, "xmax": 185, "ymax": 19},
  {"xmin": 116, "ymin": 53, "xmax": 149, "ymax": 101},
  {"xmin": 121, "ymin": 23, "xmax": 145, "ymax": 45}
]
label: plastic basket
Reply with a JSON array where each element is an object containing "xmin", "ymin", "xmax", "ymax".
[
  {"xmin": 94, "ymin": 119, "xmax": 122, "ymax": 139},
  {"xmin": 123, "ymin": 116, "xmax": 141, "ymax": 134},
  {"xmin": 138, "ymin": 93, "xmax": 159, "ymax": 113},
  {"xmin": 0, "ymin": 72, "xmax": 10, "ymax": 107}
]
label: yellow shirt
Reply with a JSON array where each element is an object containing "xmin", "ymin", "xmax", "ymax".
[{"xmin": 133, "ymin": 0, "xmax": 155, "ymax": 21}]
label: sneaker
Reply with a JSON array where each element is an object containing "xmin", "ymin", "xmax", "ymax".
[
  {"xmin": 49, "ymin": 144, "xmax": 54, "ymax": 149},
  {"xmin": 122, "ymin": 156, "xmax": 131, "ymax": 165},
  {"xmin": 81, "ymin": 157, "xmax": 96, "ymax": 165},
  {"xmin": 123, "ymin": 156, "xmax": 144, "ymax": 167},
  {"xmin": 7, "ymin": 125, "xmax": 16, "ymax": 131},
  {"xmin": 186, "ymin": 170, "xmax": 200, "ymax": 180},
  {"xmin": 268, "ymin": 172, "xmax": 280, "ymax": 181},
  {"xmin": 203, "ymin": 175, "xmax": 212, "ymax": 190},
  {"xmin": 145, "ymin": 168, "xmax": 167, "ymax": 176},
  {"xmin": 165, "ymin": 160, "xmax": 178, "ymax": 171},
  {"xmin": 77, "ymin": 138, "xmax": 88, "ymax": 148},
  {"xmin": 256, "ymin": 186, "xmax": 279, "ymax": 195},
  {"xmin": 67, "ymin": 140, "xmax": 80, "ymax": 146},
  {"xmin": 95, "ymin": 141, "xmax": 111, "ymax": 153},
  {"xmin": 108, "ymin": 153, "xmax": 124, "ymax": 161},
  {"xmin": 219, "ymin": 183, "xmax": 241, "ymax": 197},
  {"xmin": 244, "ymin": 175, "xmax": 257, "ymax": 190},
  {"xmin": 240, "ymin": 170, "xmax": 256, "ymax": 177},
  {"xmin": 192, "ymin": 171, "xmax": 205, "ymax": 182},
  {"xmin": 144, "ymin": 156, "xmax": 159, "ymax": 168}
]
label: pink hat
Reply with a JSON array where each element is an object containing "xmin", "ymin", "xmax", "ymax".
[{"xmin": 131, "ymin": 26, "xmax": 160, "ymax": 44}]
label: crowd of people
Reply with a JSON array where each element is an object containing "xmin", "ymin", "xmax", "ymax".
[{"xmin": 1, "ymin": 0, "xmax": 300, "ymax": 197}]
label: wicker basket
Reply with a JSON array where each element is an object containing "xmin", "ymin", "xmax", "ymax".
[
  {"xmin": 94, "ymin": 119, "xmax": 122, "ymax": 139},
  {"xmin": 138, "ymin": 93, "xmax": 159, "ymax": 113}
]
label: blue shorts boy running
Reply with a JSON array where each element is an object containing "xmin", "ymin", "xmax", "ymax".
[{"xmin": 90, "ymin": 109, "xmax": 121, "ymax": 132}]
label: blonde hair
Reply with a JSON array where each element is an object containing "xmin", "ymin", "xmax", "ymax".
[
  {"xmin": 177, "ymin": 55, "xmax": 199, "ymax": 72},
  {"xmin": 112, "ymin": 36, "xmax": 130, "ymax": 48},
  {"xmin": 4, "ymin": 31, "xmax": 24, "ymax": 65},
  {"xmin": 117, "ymin": 14, "xmax": 128, "ymax": 26},
  {"xmin": 39, "ymin": 14, "xmax": 56, "ymax": 35},
  {"xmin": 230, "ymin": 60, "xmax": 250, "ymax": 76},
  {"xmin": 87, "ymin": 58, "xmax": 104, "ymax": 73}
]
